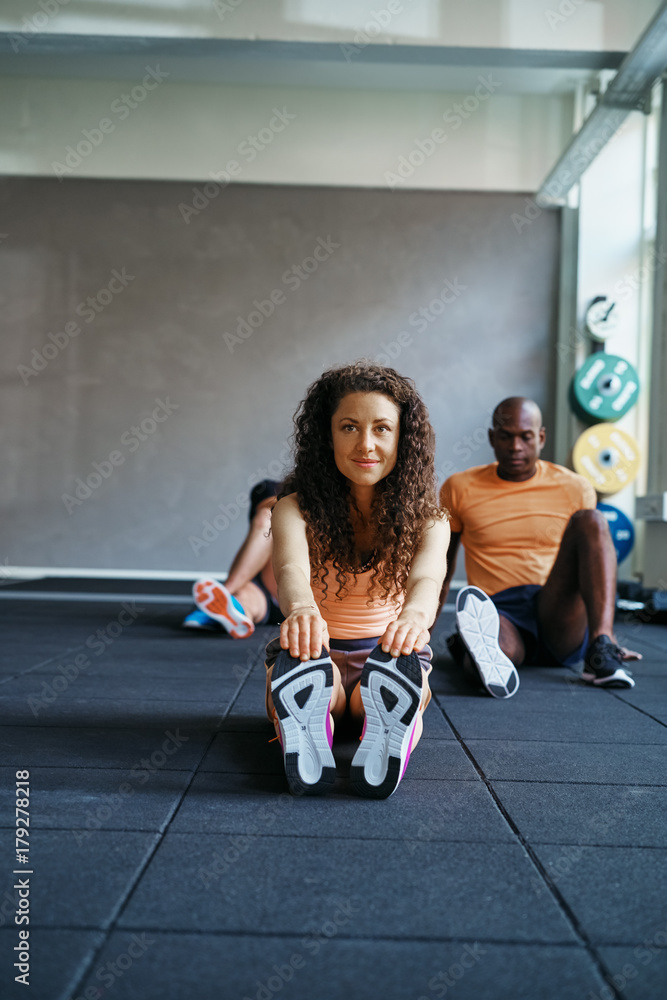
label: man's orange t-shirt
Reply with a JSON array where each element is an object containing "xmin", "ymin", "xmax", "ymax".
[{"xmin": 439, "ymin": 460, "xmax": 596, "ymax": 595}]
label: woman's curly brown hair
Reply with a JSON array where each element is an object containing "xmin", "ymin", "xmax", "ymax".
[{"xmin": 278, "ymin": 361, "xmax": 445, "ymax": 603}]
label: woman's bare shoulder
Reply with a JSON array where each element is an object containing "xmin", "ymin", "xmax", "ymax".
[{"xmin": 272, "ymin": 493, "xmax": 304, "ymax": 520}]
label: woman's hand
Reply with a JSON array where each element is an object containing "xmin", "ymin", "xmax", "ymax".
[
  {"xmin": 280, "ymin": 606, "xmax": 330, "ymax": 661},
  {"xmin": 380, "ymin": 616, "xmax": 430, "ymax": 658}
]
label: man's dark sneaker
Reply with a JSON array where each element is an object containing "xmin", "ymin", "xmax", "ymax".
[
  {"xmin": 455, "ymin": 586, "xmax": 519, "ymax": 699},
  {"xmin": 446, "ymin": 630, "xmax": 466, "ymax": 666},
  {"xmin": 447, "ymin": 630, "xmax": 481, "ymax": 684},
  {"xmin": 582, "ymin": 635, "xmax": 635, "ymax": 688}
]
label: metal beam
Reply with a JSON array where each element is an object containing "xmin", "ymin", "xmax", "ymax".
[
  {"xmin": 0, "ymin": 33, "xmax": 628, "ymax": 69},
  {"xmin": 648, "ymin": 79, "xmax": 667, "ymax": 495},
  {"xmin": 537, "ymin": 2, "xmax": 667, "ymax": 206},
  {"xmin": 553, "ymin": 206, "xmax": 581, "ymax": 467}
]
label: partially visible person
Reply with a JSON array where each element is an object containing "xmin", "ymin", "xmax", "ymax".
[
  {"xmin": 184, "ymin": 479, "xmax": 282, "ymax": 637},
  {"xmin": 266, "ymin": 362, "xmax": 450, "ymax": 799},
  {"xmin": 438, "ymin": 397, "xmax": 640, "ymax": 699}
]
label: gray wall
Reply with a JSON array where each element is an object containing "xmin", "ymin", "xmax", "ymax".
[{"xmin": 0, "ymin": 178, "xmax": 559, "ymax": 572}]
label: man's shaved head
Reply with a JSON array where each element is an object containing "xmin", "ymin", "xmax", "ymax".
[
  {"xmin": 492, "ymin": 397, "xmax": 543, "ymax": 430},
  {"xmin": 489, "ymin": 397, "xmax": 546, "ymax": 481}
]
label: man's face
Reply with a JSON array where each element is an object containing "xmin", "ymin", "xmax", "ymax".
[{"xmin": 488, "ymin": 405, "xmax": 546, "ymax": 481}]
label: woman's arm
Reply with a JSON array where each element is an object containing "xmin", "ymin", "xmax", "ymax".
[
  {"xmin": 435, "ymin": 531, "xmax": 461, "ymax": 618},
  {"xmin": 271, "ymin": 494, "xmax": 329, "ymax": 661},
  {"xmin": 380, "ymin": 516, "xmax": 451, "ymax": 657}
]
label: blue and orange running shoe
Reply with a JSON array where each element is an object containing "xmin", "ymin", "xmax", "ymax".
[
  {"xmin": 192, "ymin": 578, "xmax": 255, "ymax": 639},
  {"xmin": 182, "ymin": 608, "xmax": 224, "ymax": 631}
]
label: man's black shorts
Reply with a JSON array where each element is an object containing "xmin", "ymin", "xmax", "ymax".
[{"xmin": 490, "ymin": 584, "xmax": 588, "ymax": 667}]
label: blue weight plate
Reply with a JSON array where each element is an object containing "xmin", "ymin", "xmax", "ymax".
[{"xmin": 597, "ymin": 502, "xmax": 635, "ymax": 563}]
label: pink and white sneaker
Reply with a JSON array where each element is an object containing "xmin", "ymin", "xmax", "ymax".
[
  {"xmin": 192, "ymin": 578, "xmax": 255, "ymax": 639},
  {"xmin": 270, "ymin": 648, "xmax": 336, "ymax": 796},
  {"xmin": 350, "ymin": 645, "xmax": 423, "ymax": 799}
]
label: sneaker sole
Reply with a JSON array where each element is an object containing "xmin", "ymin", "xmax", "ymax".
[
  {"xmin": 271, "ymin": 649, "xmax": 336, "ymax": 796},
  {"xmin": 581, "ymin": 667, "xmax": 635, "ymax": 688},
  {"xmin": 192, "ymin": 578, "xmax": 255, "ymax": 639},
  {"xmin": 350, "ymin": 646, "xmax": 423, "ymax": 799},
  {"xmin": 455, "ymin": 586, "xmax": 519, "ymax": 699}
]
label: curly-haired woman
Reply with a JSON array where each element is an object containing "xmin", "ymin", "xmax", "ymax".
[{"xmin": 266, "ymin": 362, "xmax": 450, "ymax": 799}]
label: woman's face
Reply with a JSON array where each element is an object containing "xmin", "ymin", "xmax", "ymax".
[{"xmin": 330, "ymin": 391, "xmax": 400, "ymax": 489}]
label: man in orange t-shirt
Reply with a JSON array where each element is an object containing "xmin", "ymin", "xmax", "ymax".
[{"xmin": 438, "ymin": 397, "xmax": 639, "ymax": 699}]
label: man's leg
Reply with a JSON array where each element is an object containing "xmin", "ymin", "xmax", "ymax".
[
  {"xmin": 536, "ymin": 508, "xmax": 614, "ymax": 661},
  {"xmin": 536, "ymin": 509, "xmax": 638, "ymax": 686},
  {"xmin": 498, "ymin": 617, "xmax": 527, "ymax": 666}
]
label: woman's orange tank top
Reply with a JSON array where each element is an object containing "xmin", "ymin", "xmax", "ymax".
[{"xmin": 310, "ymin": 563, "xmax": 404, "ymax": 640}]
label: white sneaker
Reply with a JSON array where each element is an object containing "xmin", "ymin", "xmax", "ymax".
[
  {"xmin": 455, "ymin": 586, "xmax": 519, "ymax": 699},
  {"xmin": 350, "ymin": 645, "xmax": 424, "ymax": 798},
  {"xmin": 270, "ymin": 648, "xmax": 336, "ymax": 796}
]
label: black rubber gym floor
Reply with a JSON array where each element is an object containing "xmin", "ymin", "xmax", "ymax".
[{"xmin": 1, "ymin": 587, "xmax": 666, "ymax": 1000}]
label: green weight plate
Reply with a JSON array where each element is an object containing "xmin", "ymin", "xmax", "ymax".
[{"xmin": 572, "ymin": 354, "xmax": 639, "ymax": 421}]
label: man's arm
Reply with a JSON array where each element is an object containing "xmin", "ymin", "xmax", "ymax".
[{"xmin": 434, "ymin": 532, "xmax": 461, "ymax": 620}]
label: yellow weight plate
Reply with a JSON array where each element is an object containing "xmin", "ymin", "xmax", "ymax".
[{"xmin": 572, "ymin": 424, "xmax": 640, "ymax": 495}]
